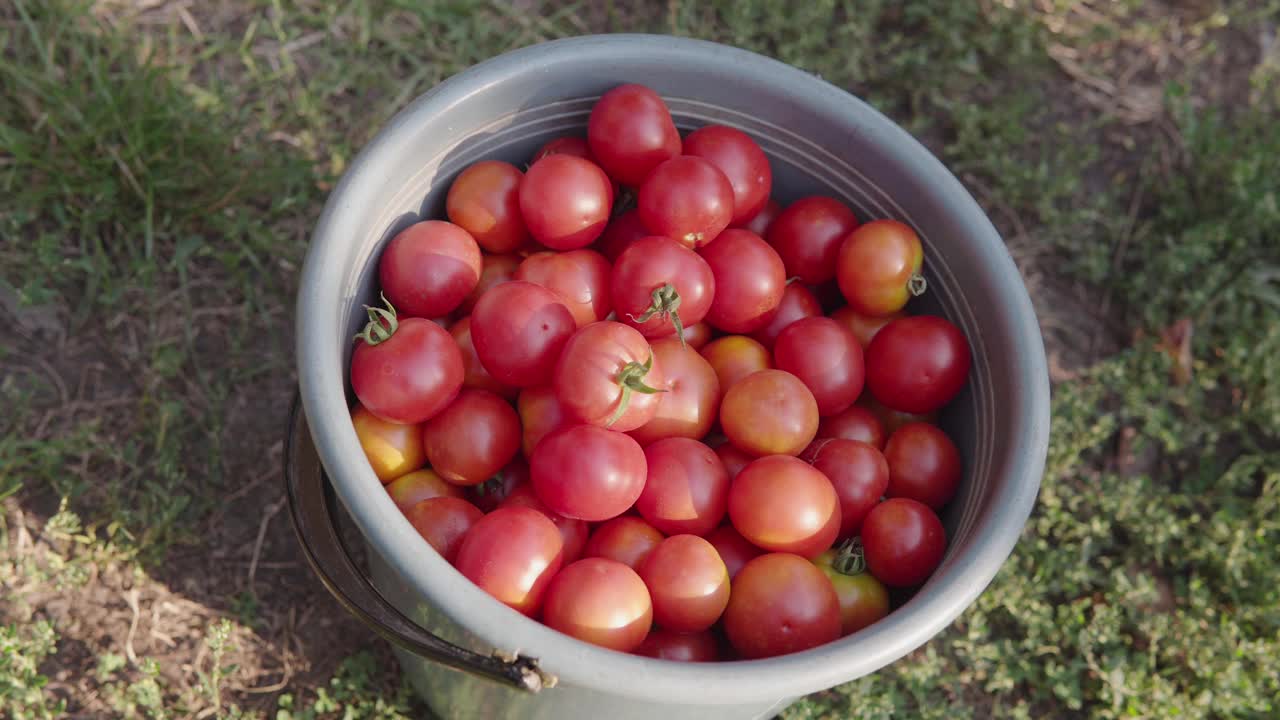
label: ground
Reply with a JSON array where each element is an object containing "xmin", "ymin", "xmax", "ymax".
[{"xmin": 2, "ymin": 1, "xmax": 1278, "ymax": 718}]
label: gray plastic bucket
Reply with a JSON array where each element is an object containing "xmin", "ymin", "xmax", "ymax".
[{"xmin": 291, "ymin": 34, "xmax": 1050, "ymax": 720}]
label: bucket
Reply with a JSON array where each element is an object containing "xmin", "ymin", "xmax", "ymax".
[{"xmin": 288, "ymin": 34, "xmax": 1051, "ymax": 720}]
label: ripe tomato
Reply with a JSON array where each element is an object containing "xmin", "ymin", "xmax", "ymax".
[
  {"xmin": 530, "ymin": 424, "xmax": 647, "ymax": 521},
  {"xmin": 723, "ymin": 553, "xmax": 841, "ymax": 659},
  {"xmin": 859, "ymin": 395, "xmax": 937, "ymax": 435},
  {"xmin": 831, "ymin": 305, "xmax": 903, "ymax": 349},
  {"xmin": 350, "ymin": 405, "xmax": 425, "ymax": 483},
  {"xmin": 817, "ymin": 405, "xmax": 887, "ymax": 449},
  {"xmin": 516, "ymin": 249, "xmax": 612, "ymax": 327},
  {"xmin": 865, "ymin": 315, "xmax": 971, "ymax": 414},
  {"xmin": 445, "ymin": 160, "xmax": 528, "ymax": 254},
  {"xmin": 814, "ymin": 544, "xmax": 890, "ymax": 635},
  {"xmin": 766, "ymin": 197, "xmax": 859, "ymax": 285},
  {"xmin": 883, "ymin": 422, "xmax": 961, "ymax": 510},
  {"xmin": 499, "ymin": 483, "xmax": 589, "ymax": 565},
  {"xmin": 713, "ymin": 443, "xmax": 754, "ymax": 481},
  {"xmin": 350, "ymin": 300, "xmax": 464, "ymax": 424},
  {"xmin": 594, "ymin": 209, "xmax": 650, "ymax": 262},
  {"xmin": 705, "ymin": 524, "xmax": 761, "ymax": 579},
  {"xmin": 700, "ymin": 335, "xmax": 772, "ymax": 394},
  {"xmin": 455, "ymin": 507, "xmax": 564, "ymax": 616},
  {"xmin": 636, "ymin": 437, "xmax": 729, "ymax": 536},
  {"xmin": 728, "ymin": 455, "xmax": 840, "ymax": 557},
  {"xmin": 553, "ymin": 321, "xmax": 666, "ymax": 431},
  {"xmin": 422, "ymin": 390, "xmax": 521, "ymax": 486},
  {"xmin": 749, "ymin": 282, "xmax": 822, "ymax": 349},
  {"xmin": 611, "ymin": 236, "xmax": 715, "ymax": 341},
  {"xmin": 629, "ymin": 337, "xmax": 720, "ymax": 446},
  {"xmin": 532, "ymin": 135, "xmax": 594, "ymax": 163},
  {"xmin": 698, "ymin": 229, "xmax": 786, "ymax": 333},
  {"xmin": 774, "ymin": 317, "xmax": 865, "ymax": 417},
  {"xmin": 470, "ymin": 280, "xmax": 575, "ymax": 388},
  {"xmin": 836, "ymin": 219, "xmax": 925, "ymax": 317},
  {"xmin": 861, "ymin": 498, "xmax": 946, "ymax": 587},
  {"xmin": 519, "ymin": 154, "xmax": 613, "ymax": 250},
  {"xmin": 516, "ymin": 385, "xmax": 572, "ymax": 458},
  {"xmin": 378, "ymin": 220, "xmax": 482, "ymax": 318},
  {"xmin": 639, "ymin": 535, "xmax": 730, "ymax": 633},
  {"xmin": 458, "ymin": 253, "xmax": 521, "ymax": 315},
  {"xmin": 587, "ymin": 84, "xmax": 681, "ymax": 187},
  {"xmin": 682, "ymin": 322, "xmax": 713, "ymax": 351},
  {"xmin": 802, "ymin": 438, "xmax": 889, "ymax": 539},
  {"xmin": 634, "ymin": 628, "xmax": 720, "ymax": 662},
  {"xmin": 638, "ymin": 156, "xmax": 734, "ymax": 249},
  {"xmin": 720, "ymin": 369, "xmax": 819, "ymax": 457},
  {"xmin": 449, "ymin": 316, "xmax": 515, "ymax": 399},
  {"xmin": 542, "ymin": 558, "xmax": 653, "ymax": 652},
  {"xmin": 405, "ymin": 496, "xmax": 483, "ymax": 563},
  {"xmin": 682, "ymin": 125, "xmax": 772, "ymax": 225},
  {"xmin": 583, "ymin": 516, "xmax": 665, "ymax": 571},
  {"xmin": 385, "ymin": 469, "xmax": 462, "ymax": 513},
  {"xmin": 735, "ymin": 198, "xmax": 780, "ymax": 236},
  {"xmin": 469, "ymin": 458, "xmax": 527, "ymax": 512}
]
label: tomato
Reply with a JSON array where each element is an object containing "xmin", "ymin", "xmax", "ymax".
[
  {"xmin": 543, "ymin": 558, "xmax": 653, "ymax": 652},
  {"xmin": 682, "ymin": 125, "xmax": 771, "ymax": 225},
  {"xmin": 713, "ymin": 443, "xmax": 754, "ymax": 482},
  {"xmin": 516, "ymin": 249, "xmax": 612, "ymax": 327},
  {"xmin": 723, "ymin": 553, "xmax": 841, "ymax": 659},
  {"xmin": 629, "ymin": 337, "xmax": 720, "ymax": 446},
  {"xmin": 639, "ymin": 535, "xmax": 730, "ymax": 632},
  {"xmin": 458, "ymin": 253, "xmax": 521, "ymax": 315},
  {"xmin": 859, "ymin": 395, "xmax": 937, "ymax": 435},
  {"xmin": 470, "ymin": 280, "xmax": 575, "ymax": 388},
  {"xmin": 445, "ymin": 160, "xmax": 528, "ymax": 254},
  {"xmin": 350, "ymin": 299, "xmax": 464, "ymax": 424},
  {"xmin": 636, "ymin": 438, "xmax": 729, "ymax": 536},
  {"xmin": 883, "ymin": 422, "xmax": 961, "ymax": 510},
  {"xmin": 802, "ymin": 438, "xmax": 889, "ymax": 539},
  {"xmin": 583, "ymin": 516, "xmax": 665, "ymax": 570},
  {"xmin": 350, "ymin": 404, "xmax": 425, "ymax": 483},
  {"xmin": 499, "ymin": 483, "xmax": 589, "ymax": 565},
  {"xmin": 532, "ymin": 135, "xmax": 594, "ymax": 164},
  {"xmin": 634, "ymin": 628, "xmax": 719, "ymax": 662},
  {"xmin": 682, "ymin": 322, "xmax": 713, "ymax": 351},
  {"xmin": 454, "ymin": 507, "xmax": 564, "ymax": 616},
  {"xmin": 587, "ymin": 84, "xmax": 681, "ymax": 187},
  {"xmin": 610, "ymin": 236, "xmax": 715, "ymax": 341},
  {"xmin": 530, "ymin": 424, "xmax": 647, "ymax": 521},
  {"xmin": 449, "ymin": 316, "xmax": 515, "ymax": 399},
  {"xmin": 735, "ymin": 198, "xmax": 780, "ymax": 236},
  {"xmin": 638, "ymin": 157, "xmax": 734, "ymax": 249},
  {"xmin": 861, "ymin": 498, "xmax": 946, "ymax": 587},
  {"xmin": 405, "ymin": 496, "xmax": 483, "ymax": 563},
  {"xmin": 836, "ymin": 219, "xmax": 925, "ymax": 317},
  {"xmin": 814, "ymin": 543, "xmax": 890, "ymax": 635},
  {"xmin": 594, "ymin": 209, "xmax": 650, "ymax": 262},
  {"xmin": 378, "ymin": 220, "xmax": 482, "ymax": 318},
  {"xmin": 698, "ymin": 229, "xmax": 787, "ymax": 333},
  {"xmin": 865, "ymin": 315, "xmax": 971, "ymax": 414},
  {"xmin": 831, "ymin": 305, "xmax": 903, "ymax": 349},
  {"xmin": 817, "ymin": 405, "xmax": 886, "ymax": 449},
  {"xmin": 519, "ymin": 154, "xmax": 613, "ymax": 250},
  {"xmin": 766, "ymin": 197, "xmax": 859, "ymax": 285},
  {"xmin": 774, "ymin": 317, "xmax": 865, "ymax": 417},
  {"xmin": 705, "ymin": 524, "xmax": 761, "ymax": 579},
  {"xmin": 516, "ymin": 385, "xmax": 572, "ymax": 458},
  {"xmin": 749, "ymin": 282, "xmax": 822, "ymax": 349},
  {"xmin": 385, "ymin": 469, "xmax": 463, "ymax": 513},
  {"xmin": 422, "ymin": 390, "xmax": 521, "ymax": 486},
  {"xmin": 728, "ymin": 455, "xmax": 840, "ymax": 557},
  {"xmin": 470, "ymin": 458, "xmax": 527, "ymax": 512},
  {"xmin": 700, "ymin": 335, "xmax": 772, "ymax": 394},
  {"xmin": 553, "ymin": 321, "xmax": 666, "ymax": 432},
  {"xmin": 720, "ymin": 370, "xmax": 819, "ymax": 457}
]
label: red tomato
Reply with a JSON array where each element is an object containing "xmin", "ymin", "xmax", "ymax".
[
  {"xmin": 351, "ymin": 405, "xmax": 425, "ymax": 483},
  {"xmin": 405, "ymin": 496, "xmax": 483, "ymax": 563},
  {"xmin": 705, "ymin": 524, "xmax": 762, "ymax": 579},
  {"xmin": 682, "ymin": 322, "xmax": 713, "ymax": 351},
  {"xmin": 516, "ymin": 249, "xmax": 612, "ymax": 327},
  {"xmin": 378, "ymin": 220, "xmax": 482, "ymax": 318},
  {"xmin": 698, "ymin": 229, "xmax": 787, "ymax": 333},
  {"xmin": 728, "ymin": 455, "xmax": 840, "ymax": 557},
  {"xmin": 583, "ymin": 516, "xmax": 665, "ymax": 570},
  {"xmin": 587, "ymin": 84, "xmax": 681, "ymax": 187},
  {"xmin": 636, "ymin": 438, "xmax": 729, "ymax": 536},
  {"xmin": 700, "ymin": 335, "xmax": 772, "ymax": 394},
  {"xmin": 814, "ymin": 546, "xmax": 890, "ymax": 635},
  {"xmin": 530, "ymin": 424, "xmax": 647, "ymax": 521},
  {"xmin": 831, "ymin": 305, "xmax": 903, "ymax": 349},
  {"xmin": 817, "ymin": 405, "xmax": 887, "ymax": 449},
  {"xmin": 422, "ymin": 390, "xmax": 521, "ymax": 486},
  {"xmin": 766, "ymin": 197, "xmax": 859, "ymax": 285},
  {"xmin": 735, "ymin": 198, "xmax": 780, "ymax": 236},
  {"xmin": 638, "ymin": 157, "xmax": 734, "ymax": 249},
  {"xmin": 682, "ymin": 125, "xmax": 772, "ymax": 225},
  {"xmin": 883, "ymin": 422, "xmax": 961, "ymax": 510},
  {"xmin": 449, "ymin": 316, "xmax": 515, "ymax": 399},
  {"xmin": 455, "ymin": 507, "xmax": 564, "ymax": 616},
  {"xmin": 516, "ymin": 385, "xmax": 572, "ymax": 458},
  {"xmin": 519, "ymin": 155, "xmax": 613, "ymax": 250},
  {"xmin": 720, "ymin": 370, "xmax": 819, "ymax": 457},
  {"xmin": 610, "ymin": 236, "xmax": 715, "ymax": 341},
  {"xmin": 865, "ymin": 315, "xmax": 971, "ymax": 414},
  {"xmin": 594, "ymin": 209, "xmax": 651, "ymax": 262},
  {"xmin": 860, "ymin": 395, "xmax": 937, "ymax": 435},
  {"xmin": 532, "ymin": 135, "xmax": 593, "ymax": 163},
  {"xmin": 634, "ymin": 629, "xmax": 720, "ymax": 662},
  {"xmin": 499, "ymin": 483, "xmax": 589, "ymax": 565},
  {"xmin": 445, "ymin": 160, "xmax": 528, "ymax": 254},
  {"xmin": 469, "ymin": 458, "xmax": 528, "ymax": 512},
  {"xmin": 836, "ymin": 219, "xmax": 925, "ymax": 317},
  {"xmin": 350, "ymin": 301, "xmax": 464, "ymax": 424},
  {"xmin": 862, "ymin": 498, "xmax": 946, "ymax": 587},
  {"xmin": 749, "ymin": 282, "xmax": 822, "ymax": 349},
  {"xmin": 802, "ymin": 438, "xmax": 889, "ymax": 539},
  {"xmin": 385, "ymin": 469, "xmax": 462, "ymax": 513},
  {"xmin": 639, "ymin": 535, "xmax": 730, "ymax": 633},
  {"xmin": 713, "ymin": 443, "xmax": 754, "ymax": 482},
  {"xmin": 723, "ymin": 553, "xmax": 841, "ymax": 659},
  {"xmin": 629, "ymin": 337, "xmax": 720, "ymax": 446},
  {"xmin": 542, "ymin": 558, "xmax": 653, "ymax": 652},
  {"xmin": 470, "ymin": 281, "xmax": 575, "ymax": 388},
  {"xmin": 458, "ymin": 253, "xmax": 521, "ymax": 315},
  {"xmin": 774, "ymin": 317, "xmax": 865, "ymax": 417},
  {"xmin": 553, "ymin": 321, "xmax": 666, "ymax": 432}
]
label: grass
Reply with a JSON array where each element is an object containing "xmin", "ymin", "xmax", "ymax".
[{"xmin": 1, "ymin": 0, "xmax": 1278, "ymax": 717}]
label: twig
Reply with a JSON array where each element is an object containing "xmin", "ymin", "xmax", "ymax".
[
  {"xmin": 124, "ymin": 588, "xmax": 142, "ymax": 665},
  {"xmin": 247, "ymin": 494, "xmax": 287, "ymax": 585}
]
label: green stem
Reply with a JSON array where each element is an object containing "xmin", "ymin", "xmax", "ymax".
[
  {"xmin": 354, "ymin": 293, "xmax": 399, "ymax": 346},
  {"xmin": 830, "ymin": 536, "xmax": 867, "ymax": 576},
  {"xmin": 606, "ymin": 352, "xmax": 667, "ymax": 427},
  {"xmin": 908, "ymin": 272, "xmax": 928, "ymax": 297},
  {"xmin": 625, "ymin": 283, "xmax": 687, "ymax": 347}
]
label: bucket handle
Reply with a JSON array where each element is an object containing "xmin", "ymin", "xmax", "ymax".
[{"xmin": 284, "ymin": 394, "xmax": 555, "ymax": 693}]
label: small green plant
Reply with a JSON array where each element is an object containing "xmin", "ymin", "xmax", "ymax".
[
  {"xmin": 0, "ymin": 621, "xmax": 65, "ymax": 720},
  {"xmin": 276, "ymin": 652, "xmax": 422, "ymax": 720}
]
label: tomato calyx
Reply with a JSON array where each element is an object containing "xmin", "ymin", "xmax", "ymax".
[
  {"xmin": 908, "ymin": 272, "xmax": 928, "ymax": 297},
  {"xmin": 609, "ymin": 352, "xmax": 666, "ymax": 428},
  {"xmin": 626, "ymin": 284, "xmax": 688, "ymax": 347},
  {"xmin": 354, "ymin": 294, "xmax": 399, "ymax": 346},
  {"xmin": 829, "ymin": 536, "xmax": 868, "ymax": 576}
]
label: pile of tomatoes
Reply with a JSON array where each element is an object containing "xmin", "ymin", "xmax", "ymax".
[{"xmin": 347, "ymin": 83, "xmax": 972, "ymax": 661}]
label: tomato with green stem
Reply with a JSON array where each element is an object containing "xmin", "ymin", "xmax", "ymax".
[
  {"xmin": 699, "ymin": 229, "xmax": 786, "ymax": 334},
  {"xmin": 470, "ymin": 281, "xmax": 575, "ymax": 388},
  {"xmin": 723, "ymin": 553, "xmax": 841, "ymax": 659},
  {"xmin": 553, "ymin": 321, "xmax": 666, "ymax": 431},
  {"xmin": 611, "ymin": 236, "xmax": 715, "ymax": 342},
  {"xmin": 542, "ymin": 558, "xmax": 653, "ymax": 652},
  {"xmin": 639, "ymin": 534, "xmax": 730, "ymax": 633},
  {"xmin": 516, "ymin": 248, "xmax": 612, "ymax": 327},
  {"xmin": 814, "ymin": 538, "xmax": 890, "ymax": 635},
  {"xmin": 445, "ymin": 160, "xmax": 528, "ymax": 254},
  {"xmin": 455, "ymin": 507, "xmax": 564, "ymax": 616},
  {"xmin": 629, "ymin": 337, "xmax": 720, "ymax": 446},
  {"xmin": 530, "ymin": 424, "xmax": 647, "ymax": 521},
  {"xmin": 378, "ymin": 220, "xmax": 482, "ymax": 318},
  {"xmin": 350, "ymin": 404, "xmax": 425, "ymax": 483},
  {"xmin": 728, "ymin": 455, "xmax": 839, "ymax": 557},
  {"xmin": 350, "ymin": 296, "xmax": 464, "ymax": 424},
  {"xmin": 422, "ymin": 390, "xmax": 521, "ymax": 487},
  {"xmin": 836, "ymin": 219, "xmax": 926, "ymax": 317},
  {"xmin": 519, "ymin": 154, "xmax": 613, "ymax": 250}
]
